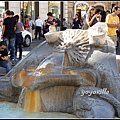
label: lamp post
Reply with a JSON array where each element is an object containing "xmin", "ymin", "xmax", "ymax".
[{"xmin": 60, "ymin": 1, "xmax": 63, "ymax": 31}]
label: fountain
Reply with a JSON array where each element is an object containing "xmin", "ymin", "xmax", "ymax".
[{"xmin": 0, "ymin": 22, "xmax": 120, "ymax": 118}]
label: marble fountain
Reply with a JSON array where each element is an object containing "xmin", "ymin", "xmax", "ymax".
[{"xmin": 0, "ymin": 22, "xmax": 120, "ymax": 118}]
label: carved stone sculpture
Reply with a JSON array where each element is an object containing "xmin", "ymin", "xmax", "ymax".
[{"xmin": 0, "ymin": 22, "xmax": 120, "ymax": 118}]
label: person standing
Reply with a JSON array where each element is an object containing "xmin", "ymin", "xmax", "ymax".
[
  {"xmin": 35, "ymin": 16, "xmax": 43, "ymax": 40},
  {"xmin": 10, "ymin": 11, "xmax": 14, "ymax": 17},
  {"xmin": 43, "ymin": 19, "xmax": 47, "ymax": 37},
  {"xmin": 106, "ymin": 6, "xmax": 120, "ymax": 48},
  {"xmin": 94, "ymin": 9, "xmax": 102, "ymax": 22},
  {"xmin": 0, "ymin": 12, "xmax": 7, "ymax": 31},
  {"xmin": 1, "ymin": 10, "xmax": 16, "ymax": 63},
  {"xmin": 106, "ymin": 10, "xmax": 111, "ymax": 16},
  {"xmin": 72, "ymin": 14, "xmax": 81, "ymax": 29},
  {"xmin": 0, "ymin": 41, "xmax": 12, "ymax": 73},
  {"xmin": 55, "ymin": 18, "xmax": 61, "ymax": 31},
  {"xmin": 29, "ymin": 17, "xmax": 35, "ymax": 39},
  {"xmin": 70, "ymin": 17, "xmax": 74, "ymax": 29},
  {"xmin": 100, "ymin": 10, "xmax": 107, "ymax": 22},
  {"xmin": 0, "ymin": 15, "xmax": 2, "ymax": 31},
  {"xmin": 14, "ymin": 15, "xmax": 24, "ymax": 60},
  {"xmin": 62, "ymin": 18, "xmax": 67, "ymax": 30},
  {"xmin": 86, "ymin": 6, "xmax": 101, "ymax": 27},
  {"xmin": 44, "ymin": 12, "xmax": 56, "ymax": 33},
  {"xmin": 24, "ymin": 18, "xmax": 30, "ymax": 32}
]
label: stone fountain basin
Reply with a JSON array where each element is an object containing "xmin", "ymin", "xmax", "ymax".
[
  {"xmin": 88, "ymin": 33, "xmax": 106, "ymax": 47},
  {"xmin": 44, "ymin": 31, "xmax": 62, "ymax": 43}
]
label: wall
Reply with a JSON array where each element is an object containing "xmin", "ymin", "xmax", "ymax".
[
  {"xmin": 7, "ymin": 1, "xmax": 120, "ymax": 25},
  {"xmin": 67, "ymin": 1, "xmax": 74, "ymax": 23},
  {"xmin": 39, "ymin": 1, "xmax": 48, "ymax": 22},
  {"xmin": 64, "ymin": 1, "xmax": 68, "ymax": 22},
  {"xmin": 8, "ymin": 1, "xmax": 20, "ymax": 17}
]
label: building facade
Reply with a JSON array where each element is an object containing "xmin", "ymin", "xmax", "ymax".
[{"xmin": 0, "ymin": 1, "xmax": 120, "ymax": 24}]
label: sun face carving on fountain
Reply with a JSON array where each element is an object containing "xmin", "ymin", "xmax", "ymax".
[{"xmin": 54, "ymin": 29, "xmax": 91, "ymax": 67}]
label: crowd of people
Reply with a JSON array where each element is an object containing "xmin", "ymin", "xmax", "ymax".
[
  {"xmin": 0, "ymin": 10, "xmax": 68, "ymax": 74},
  {"xmin": 0, "ymin": 9, "xmax": 25, "ymax": 74},
  {"xmin": 61, "ymin": 6, "xmax": 120, "ymax": 49},
  {"xmin": 23, "ymin": 6, "xmax": 120, "ymax": 55},
  {"xmin": 0, "ymin": 6, "xmax": 120, "ymax": 74}
]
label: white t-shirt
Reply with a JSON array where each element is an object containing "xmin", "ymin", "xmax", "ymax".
[{"xmin": 35, "ymin": 18, "xmax": 43, "ymax": 27}]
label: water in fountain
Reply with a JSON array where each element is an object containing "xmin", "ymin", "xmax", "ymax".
[
  {"xmin": 17, "ymin": 87, "xmax": 26, "ymax": 108},
  {"xmin": 0, "ymin": 101, "xmax": 77, "ymax": 118},
  {"xmin": 14, "ymin": 52, "xmax": 65, "ymax": 113}
]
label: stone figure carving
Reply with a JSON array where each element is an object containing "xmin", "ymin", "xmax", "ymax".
[{"xmin": 0, "ymin": 22, "xmax": 120, "ymax": 118}]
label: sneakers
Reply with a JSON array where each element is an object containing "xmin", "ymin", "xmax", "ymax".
[
  {"xmin": 9, "ymin": 58, "xmax": 18, "ymax": 66},
  {"xmin": 8, "ymin": 59, "xmax": 14, "ymax": 66}
]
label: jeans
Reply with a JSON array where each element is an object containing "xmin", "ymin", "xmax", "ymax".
[
  {"xmin": 0, "ymin": 61, "xmax": 12, "ymax": 73},
  {"xmin": 15, "ymin": 33, "xmax": 23, "ymax": 59},
  {"xmin": 35, "ymin": 26, "xmax": 41, "ymax": 39},
  {"xmin": 56, "ymin": 26, "xmax": 60, "ymax": 31},
  {"xmin": 3, "ymin": 36, "xmax": 16, "ymax": 60}
]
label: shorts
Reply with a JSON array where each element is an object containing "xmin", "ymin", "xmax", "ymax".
[{"xmin": 108, "ymin": 35, "xmax": 118, "ymax": 47}]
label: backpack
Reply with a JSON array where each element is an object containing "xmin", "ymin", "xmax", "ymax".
[{"xmin": 32, "ymin": 23, "xmax": 35, "ymax": 30}]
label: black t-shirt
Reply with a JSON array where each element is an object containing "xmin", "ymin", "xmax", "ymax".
[
  {"xmin": 0, "ymin": 49, "xmax": 8, "ymax": 61},
  {"xmin": 56, "ymin": 19, "xmax": 61, "ymax": 26},
  {"xmin": 3, "ymin": 17, "xmax": 16, "ymax": 37},
  {"xmin": 45, "ymin": 18, "xmax": 56, "ymax": 29},
  {"xmin": 89, "ymin": 15, "xmax": 98, "ymax": 27},
  {"xmin": 72, "ymin": 18, "xmax": 81, "ymax": 29}
]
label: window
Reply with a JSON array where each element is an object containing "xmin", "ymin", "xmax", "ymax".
[
  {"xmin": 76, "ymin": 4, "xmax": 88, "ymax": 18},
  {"xmin": 0, "ymin": 2, "xmax": 5, "ymax": 18},
  {"xmin": 48, "ymin": 1, "xmax": 60, "ymax": 19},
  {"xmin": 20, "ymin": 1, "xmax": 34, "ymax": 24}
]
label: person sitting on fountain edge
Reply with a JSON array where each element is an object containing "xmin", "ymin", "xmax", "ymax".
[{"xmin": 0, "ymin": 41, "xmax": 12, "ymax": 73}]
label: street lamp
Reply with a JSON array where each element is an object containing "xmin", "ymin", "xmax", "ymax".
[{"xmin": 60, "ymin": 1, "xmax": 63, "ymax": 31}]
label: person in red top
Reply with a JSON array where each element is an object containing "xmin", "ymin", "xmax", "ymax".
[{"xmin": 25, "ymin": 18, "xmax": 30, "ymax": 31}]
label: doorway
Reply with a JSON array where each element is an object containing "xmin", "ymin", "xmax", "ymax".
[
  {"xmin": 20, "ymin": 1, "xmax": 35, "ymax": 24},
  {"xmin": 95, "ymin": 5, "xmax": 104, "ymax": 11},
  {"xmin": 48, "ymin": 1, "xmax": 60, "ymax": 19},
  {"xmin": 75, "ymin": 3, "xmax": 88, "ymax": 19},
  {"xmin": 76, "ymin": 9, "xmax": 81, "ymax": 19}
]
